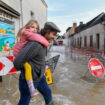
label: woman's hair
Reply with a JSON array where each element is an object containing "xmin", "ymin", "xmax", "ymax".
[{"xmin": 16, "ymin": 20, "xmax": 39, "ymax": 42}]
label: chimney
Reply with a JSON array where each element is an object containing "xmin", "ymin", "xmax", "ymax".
[
  {"xmin": 73, "ymin": 22, "xmax": 77, "ymax": 27},
  {"xmin": 80, "ymin": 21, "xmax": 83, "ymax": 25}
]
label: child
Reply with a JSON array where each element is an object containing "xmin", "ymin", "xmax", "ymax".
[{"xmin": 13, "ymin": 20, "xmax": 49, "ymax": 97}]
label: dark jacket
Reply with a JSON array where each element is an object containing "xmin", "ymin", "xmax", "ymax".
[{"xmin": 13, "ymin": 41, "xmax": 46, "ymax": 82}]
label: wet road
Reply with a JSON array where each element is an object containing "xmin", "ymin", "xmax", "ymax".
[{"xmin": 0, "ymin": 45, "xmax": 105, "ymax": 105}]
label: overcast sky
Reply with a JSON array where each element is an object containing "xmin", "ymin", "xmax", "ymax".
[{"xmin": 45, "ymin": 0, "xmax": 105, "ymax": 35}]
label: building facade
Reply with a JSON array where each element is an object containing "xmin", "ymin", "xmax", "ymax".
[
  {"xmin": 72, "ymin": 23, "xmax": 105, "ymax": 50},
  {"xmin": 66, "ymin": 12, "xmax": 105, "ymax": 50}
]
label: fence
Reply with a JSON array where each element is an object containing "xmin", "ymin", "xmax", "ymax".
[
  {"xmin": 70, "ymin": 47, "xmax": 105, "ymax": 66},
  {"xmin": 70, "ymin": 47, "xmax": 105, "ymax": 83}
]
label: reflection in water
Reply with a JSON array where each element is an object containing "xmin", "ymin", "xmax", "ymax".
[
  {"xmin": 0, "ymin": 46, "xmax": 105, "ymax": 105},
  {"xmin": 49, "ymin": 46, "xmax": 105, "ymax": 105}
]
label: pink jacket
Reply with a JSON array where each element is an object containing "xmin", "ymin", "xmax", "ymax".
[{"xmin": 13, "ymin": 29, "xmax": 49, "ymax": 57}]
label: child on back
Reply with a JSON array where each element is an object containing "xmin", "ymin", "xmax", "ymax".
[
  {"xmin": 13, "ymin": 20, "xmax": 49, "ymax": 57},
  {"xmin": 13, "ymin": 20, "xmax": 49, "ymax": 98}
]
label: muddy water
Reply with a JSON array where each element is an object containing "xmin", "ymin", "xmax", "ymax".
[{"xmin": 0, "ymin": 46, "xmax": 105, "ymax": 105}]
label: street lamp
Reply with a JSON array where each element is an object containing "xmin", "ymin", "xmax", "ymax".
[{"xmin": 20, "ymin": 0, "xmax": 23, "ymax": 27}]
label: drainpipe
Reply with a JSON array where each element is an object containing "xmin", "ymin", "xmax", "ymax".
[
  {"xmin": 20, "ymin": 0, "xmax": 23, "ymax": 27},
  {"xmin": 102, "ymin": 22, "xmax": 105, "ymax": 50},
  {"xmin": 104, "ymin": 23, "xmax": 105, "ymax": 51},
  {"xmin": 101, "ymin": 21, "xmax": 105, "ymax": 55}
]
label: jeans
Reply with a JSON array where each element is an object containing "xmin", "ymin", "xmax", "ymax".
[{"xmin": 18, "ymin": 75, "xmax": 52, "ymax": 105}]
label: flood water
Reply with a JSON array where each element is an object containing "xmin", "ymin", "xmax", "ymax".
[{"xmin": 0, "ymin": 45, "xmax": 105, "ymax": 105}]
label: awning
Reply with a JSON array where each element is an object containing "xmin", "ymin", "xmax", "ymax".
[{"xmin": 0, "ymin": 0, "xmax": 20, "ymax": 17}]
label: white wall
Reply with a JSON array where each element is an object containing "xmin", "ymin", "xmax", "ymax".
[
  {"xmin": 21, "ymin": 0, "xmax": 47, "ymax": 29},
  {"xmin": 2, "ymin": 0, "xmax": 21, "ymax": 13}
]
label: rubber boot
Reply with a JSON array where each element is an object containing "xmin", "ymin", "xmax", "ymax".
[
  {"xmin": 27, "ymin": 79, "xmax": 38, "ymax": 97},
  {"xmin": 0, "ymin": 76, "xmax": 2, "ymax": 82},
  {"xmin": 46, "ymin": 99, "xmax": 54, "ymax": 105}
]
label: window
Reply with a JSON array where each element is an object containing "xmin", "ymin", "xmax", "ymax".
[
  {"xmin": 77, "ymin": 38, "xmax": 79, "ymax": 47},
  {"xmin": 30, "ymin": 11, "xmax": 34, "ymax": 19},
  {"xmin": 75, "ymin": 39, "xmax": 76, "ymax": 46},
  {"xmin": 90, "ymin": 35, "xmax": 93, "ymax": 47},
  {"xmin": 96, "ymin": 34, "xmax": 100, "ymax": 49},
  {"xmin": 80, "ymin": 37, "xmax": 82, "ymax": 48},
  {"xmin": 84, "ymin": 36, "xmax": 87, "ymax": 47}
]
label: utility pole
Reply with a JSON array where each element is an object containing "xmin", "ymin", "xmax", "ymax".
[{"xmin": 20, "ymin": 0, "xmax": 23, "ymax": 27}]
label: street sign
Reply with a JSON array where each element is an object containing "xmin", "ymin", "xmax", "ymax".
[
  {"xmin": 45, "ymin": 54, "xmax": 60, "ymax": 84},
  {"xmin": 45, "ymin": 68, "xmax": 53, "ymax": 84},
  {"xmin": 0, "ymin": 56, "xmax": 18, "ymax": 76},
  {"xmin": 88, "ymin": 58, "xmax": 104, "ymax": 77},
  {"xmin": 46, "ymin": 55, "xmax": 60, "ymax": 73}
]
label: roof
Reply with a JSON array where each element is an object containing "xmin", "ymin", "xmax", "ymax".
[
  {"xmin": 86, "ymin": 12, "xmax": 105, "ymax": 28},
  {"xmin": 66, "ymin": 27, "xmax": 71, "ymax": 32},
  {"xmin": 74, "ymin": 12, "xmax": 105, "ymax": 35},
  {"xmin": 41, "ymin": 0, "xmax": 48, "ymax": 8}
]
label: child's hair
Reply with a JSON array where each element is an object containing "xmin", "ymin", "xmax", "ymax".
[{"xmin": 16, "ymin": 20, "xmax": 39, "ymax": 42}]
